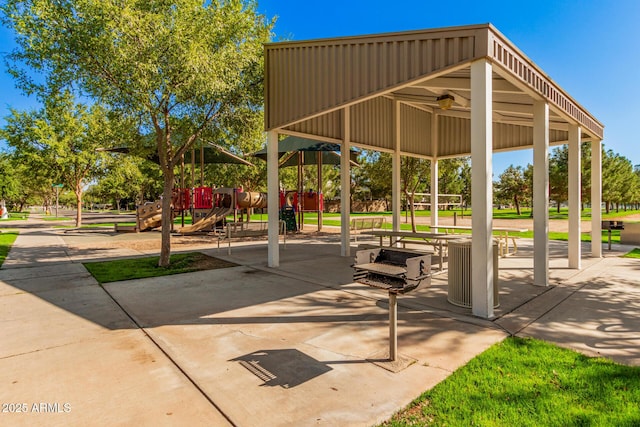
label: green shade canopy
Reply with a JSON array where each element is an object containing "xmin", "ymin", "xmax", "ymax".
[{"xmin": 251, "ymin": 135, "xmax": 359, "ymax": 167}]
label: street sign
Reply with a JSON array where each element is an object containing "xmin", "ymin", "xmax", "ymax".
[{"xmin": 52, "ymin": 184, "xmax": 63, "ymax": 188}]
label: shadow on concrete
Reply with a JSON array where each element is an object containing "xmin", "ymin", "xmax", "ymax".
[
  {"xmin": 231, "ymin": 349, "xmax": 334, "ymax": 388},
  {"xmin": 0, "ymin": 237, "xmax": 574, "ymax": 331},
  {"xmin": 3, "ymin": 228, "xmax": 639, "ymax": 366},
  {"xmin": 517, "ymin": 274, "xmax": 640, "ymax": 365},
  {"xmin": 229, "ymin": 348, "xmax": 394, "ymax": 389}
]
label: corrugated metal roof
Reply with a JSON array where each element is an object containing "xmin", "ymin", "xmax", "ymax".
[{"xmin": 264, "ymin": 23, "xmax": 603, "ymax": 158}]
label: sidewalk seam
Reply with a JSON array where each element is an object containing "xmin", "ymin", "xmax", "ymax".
[{"xmin": 97, "ymin": 278, "xmax": 238, "ymax": 427}]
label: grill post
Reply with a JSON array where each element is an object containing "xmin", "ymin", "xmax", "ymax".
[{"xmin": 389, "ymin": 293, "xmax": 398, "ymax": 361}]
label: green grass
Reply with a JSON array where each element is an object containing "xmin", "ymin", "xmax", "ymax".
[
  {"xmin": 382, "ymin": 337, "xmax": 640, "ymax": 426},
  {"xmin": 305, "ymin": 217, "xmax": 623, "ymax": 243},
  {"xmin": 0, "ymin": 212, "xmax": 29, "ymax": 221},
  {"xmin": 623, "ymin": 248, "xmax": 640, "ymax": 259},
  {"xmin": 0, "ymin": 231, "xmax": 18, "ymax": 267},
  {"xmin": 83, "ymin": 252, "xmax": 238, "ymax": 284},
  {"xmin": 301, "ymin": 212, "xmax": 631, "ymax": 244}
]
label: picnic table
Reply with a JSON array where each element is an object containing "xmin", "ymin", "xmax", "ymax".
[{"xmin": 432, "ymin": 225, "xmax": 528, "ymax": 257}]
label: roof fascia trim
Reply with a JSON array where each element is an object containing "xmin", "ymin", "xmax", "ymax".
[{"xmin": 487, "ymin": 28, "xmax": 604, "ymax": 139}]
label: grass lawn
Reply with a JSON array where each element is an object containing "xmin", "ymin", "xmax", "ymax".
[
  {"xmin": 623, "ymin": 248, "xmax": 640, "ymax": 259},
  {"xmin": 0, "ymin": 212, "xmax": 29, "ymax": 221},
  {"xmin": 313, "ymin": 207, "xmax": 640, "ymax": 221},
  {"xmin": 83, "ymin": 252, "xmax": 238, "ymax": 284},
  {"xmin": 0, "ymin": 231, "xmax": 18, "ymax": 267},
  {"xmin": 381, "ymin": 337, "xmax": 640, "ymax": 426}
]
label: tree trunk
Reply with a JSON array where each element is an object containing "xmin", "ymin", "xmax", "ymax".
[
  {"xmin": 159, "ymin": 169, "xmax": 175, "ymax": 267},
  {"xmin": 514, "ymin": 195, "xmax": 521, "ymax": 215},
  {"xmin": 405, "ymin": 192, "xmax": 417, "ymax": 232},
  {"xmin": 75, "ymin": 188, "xmax": 83, "ymax": 227}
]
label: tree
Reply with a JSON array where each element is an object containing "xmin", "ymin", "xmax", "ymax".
[
  {"xmin": 1, "ymin": 93, "xmax": 110, "ymax": 225},
  {"xmin": 523, "ymin": 164, "xmax": 534, "ymax": 217},
  {"xmin": 438, "ymin": 157, "xmax": 471, "ymax": 212},
  {"xmin": 92, "ymin": 154, "xmax": 147, "ymax": 211},
  {"xmin": 602, "ymin": 150, "xmax": 638, "ymax": 213},
  {"xmin": 580, "ymin": 142, "xmax": 592, "ymax": 210},
  {"xmin": 494, "ymin": 165, "xmax": 527, "ymax": 215},
  {"xmin": 354, "ymin": 151, "xmax": 392, "ymax": 206},
  {"xmin": 0, "ymin": 153, "xmax": 20, "ymax": 210},
  {"xmin": 2, "ymin": 0, "xmax": 273, "ymax": 266},
  {"xmin": 401, "ymin": 156, "xmax": 430, "ymax": 232},
  {"xmin": 549, "ymin": 146, "xmax": 569, "ymax": 213}
]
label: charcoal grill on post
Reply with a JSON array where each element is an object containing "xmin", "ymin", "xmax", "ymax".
[{"xmin": 353, "ymin": 248, "xmax": 432, "ymax": 362}]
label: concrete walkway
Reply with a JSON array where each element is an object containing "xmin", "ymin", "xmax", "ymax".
[{"xmin": 1, "ymin": 217, "xmax": 639, "ymax": 426}]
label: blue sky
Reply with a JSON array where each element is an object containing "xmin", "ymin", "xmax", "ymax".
[{"xmin": 1, "ymin": 0, "xmax": 639, "ymax": 175}]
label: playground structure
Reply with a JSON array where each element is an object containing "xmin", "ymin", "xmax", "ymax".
[
  {"xmin": 137, "ymin": 200, "xmax": 164, "ymax": 231},
  {"xmin": 252, "ymin": 135, "xmax": 359, "ymax": 232},
  {"xmin": 119, "ymin": 185, "xmax": 302, "ymax": 234},
  {"xmin": 177, "ymin": 187, "xmax": 268, "ymax": 234}
]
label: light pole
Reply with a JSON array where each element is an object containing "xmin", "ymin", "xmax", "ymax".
[{"xmin": 52, "ymin": 184, "xmax": 63, "ymax": 217}]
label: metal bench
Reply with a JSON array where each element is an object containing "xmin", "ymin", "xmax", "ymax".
[{"xmin": 349, "ymin": 216, "xmax": 386, "ymax": 243}]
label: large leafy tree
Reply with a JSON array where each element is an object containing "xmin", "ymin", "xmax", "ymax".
[
  {"xmin": 6, "ymin": 155, "xmax": 55, "ymax": 212},
  {"xmin": 0, "ymin": 153, "xmax": 20, "ymax": 210},
  {"xmin": 549, "ymin": 146, "xmax": 569, "ymax": 213},
  {"xmin": 1, "ymin": 93, "xmax": 110, "ymax": 225},
  {"xmin": 602, "ymin": 149, "xmax": 638, "ymax": 213},
  {"xmin": 354, "ymin": 151, "xmax": 392, "ymax": 206},
  {"xmin": 2, "ymin": 0, "xmax": 273, "ymax": 266},
  {"xmin": 438, "ymin": 157, "xmax": 470, "ymax": 211},
  {"xmin": 92, "ymin": 154, "xmax": 147, "ymax": 211},
  {"xmin": 401, "ymin": 156, "xmax": 430, "ymax": 232},
  {"xmin": 495, "ymin": 165, "xmax": 528, "ymax": 215}
]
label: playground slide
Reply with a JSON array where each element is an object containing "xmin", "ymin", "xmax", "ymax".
[
  {"xmin": 137, "ymin": 200, "xmax": 163, "ymax": 231},
  {"xmin": 177, "ymin": 205, "xmax": 234, "ymax": 234}
]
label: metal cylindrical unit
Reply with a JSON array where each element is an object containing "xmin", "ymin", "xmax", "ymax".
[{"xmin": 447, "ymin": 239, "xmax": 499, "ymax": 308}]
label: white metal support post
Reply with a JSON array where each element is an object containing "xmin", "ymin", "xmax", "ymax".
[
  {"xmin": 392, "ymin": 100, "xmax": 402, "ymax": 233},
  {"xmin": 568, "ymin": 124, "xmax": 582, "ymax": 269},
  {"xmin": 430, "ymin": 111, "xmax": 439, "ymax": 228},
  {"xmin": 430, "ymin": 161, "xmax": 439, "ymax": 227},
  {"xmin": 591, "ymin": 139, "xmax": 603, "ymax": 258},
  {"xmin": 533, "ymin": 100, "xmax": 550, "ymax": 286},
  {"xmin": 340, "ymin": 107, "xmax": 352, "ymax": 257},
  {"xmin": 267, "ymin": 130, "xmax": 280, "ymax": 267},
  {"xmin": 470, "ymin": 59, "xmax": 494, "ymax": 318}
]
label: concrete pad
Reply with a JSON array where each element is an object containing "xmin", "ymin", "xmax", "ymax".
[
  {"xmin": 0, "ymin": 263, "xmax": 88, "ymax": 282},
  {"xmin": 1, "ymin": 230, "xmax": 72, "ymax": 267},
  {"xmin": 3, "ymin": 224, "xmax": 639, "ymax": 425},
  {"xmin": 518, "ymin": 256, "xmax": 640, "ymax": 366},
  {"xmin": 0, "ymin": 285, "xmax": 135, "ymax": 358},
  {"xmin": 0, "ymin": 267, "xmax": 95, "ymax": 297},
  {"xmin": 495, "ymin": 285, "xmax": 573, "ymax": 334},
  {"xmin": 0, "ymin": 329, "xmax": 232, "ymax": 427},
  {"xmin": 141, "ymin": 323, "xmax": 455, "ymax": 427},
  {"xmin": 105, "ymin": 263, "xmax": 506, "ymax": 426}
]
